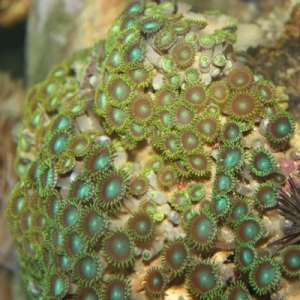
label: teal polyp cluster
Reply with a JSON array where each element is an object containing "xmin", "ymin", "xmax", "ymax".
[
  {"xmin": 144, "ymin": 267, "xmax": 167, "ymax": 298},
  {"xmin": 225, "ymin": 280, "xmax": 251, "ymax": 300},
  {"xmin": 185, "ymin": 210, "xmax": 218, "ymax": 251},
  {"xmin": 161, "ymin": 238, "xmax": 190, "ymax": 276},
  {"xmin": 187, "ymin": 259, "xmax": 222, "ymax": 298},
  {"xmin": 281, "ymin": 245, "xmax": 300, "ymax": 277},
  {"xmin": 102, "ymin": 229, "xmax": 135, "ymax": 268},
  {"xmin": 102, "ymin": 275, "xmax": 131, "ymax": 300},
  {"xmin": 234, "ymin": 244, "xmax": 257, "ymax": 273},
  {"xmin": 266, "ymin": 111, "xmax": 294, "ymax": 144},
  {"xmin": 254, "ymin": 181, "xmax": 278, "ymax": 210},
  {"xmin": 5, "ymin": 0, "xmax": 298, "ymax": 299},
  {"xmin": 249, "ymin": 256, "xmax": 281, "ymax": 295},
  {"xmin": 218, "ymin": 144, "xmax": 244, "ymax": 171},
  {"xmin": 209, "ymin": 194, "xmax": 230, "ymax": 219},
  {"xmin": 249, "ymin": 147, "xmax": 276, "ymax": 177}
]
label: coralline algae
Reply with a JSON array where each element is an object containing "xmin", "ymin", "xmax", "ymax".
[{"xmin": 6, "ymin": 1, "xmax": 300, "ymax": 299}]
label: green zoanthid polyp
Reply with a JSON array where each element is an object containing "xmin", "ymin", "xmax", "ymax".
[{"xmin": 6, "ymin": 0, "xmax": 298, "ymax": 299}]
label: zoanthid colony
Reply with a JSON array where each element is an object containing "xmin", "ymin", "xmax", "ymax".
[{"xmin": 7, "ymin": 1, "xmax": 300, "ymax": 299}]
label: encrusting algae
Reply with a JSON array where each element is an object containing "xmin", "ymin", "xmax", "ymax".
[{"xmin": 6, "ymin": 0, "xmax": 300, "ymax": 299}]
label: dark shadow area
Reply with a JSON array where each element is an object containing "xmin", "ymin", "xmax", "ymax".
[{"xmin": 0, "ymin": 20, "xmax": 26, "ymax": 79}]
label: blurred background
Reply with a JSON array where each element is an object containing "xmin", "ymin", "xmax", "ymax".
[{"xmin": 0, "ymin": 0, "xmax": 299, "ymax": 299}]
